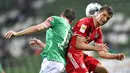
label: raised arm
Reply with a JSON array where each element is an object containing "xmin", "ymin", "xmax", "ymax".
[
  {"xmin": 4, "ymin": 22, "xmax": 47, "ymax": 38},
  {"xmin": 4, "ymin": 16, "xmax": 53, "ymax": 38}
]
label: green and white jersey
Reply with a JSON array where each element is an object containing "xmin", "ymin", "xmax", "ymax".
[{"xmin": 40, "ymin": 16, "xmax": 72, "ymax": 65}]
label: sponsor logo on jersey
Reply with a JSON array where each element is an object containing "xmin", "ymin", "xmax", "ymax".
[{"xmin": 79, "ymin": 24, "xmax": 87, "ymax": 33}]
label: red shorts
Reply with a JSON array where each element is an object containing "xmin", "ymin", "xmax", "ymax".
[
  {"xmin": 84, "ymin": 55, "xmax": 99, "ymax": 73},
  {"xmin": 66, "ymin": 52, "xmax": 88, "ymax": 73},
  {"xmin": 66, "ymin": 53, "xmax": 99, "ymax": 73}
]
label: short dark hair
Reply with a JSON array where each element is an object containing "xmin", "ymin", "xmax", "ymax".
[
  {"xmin": 99, "ymin": 5, "xmax": 113, "ymax": 16},
  {"xmin": 61, "ymin": 8, "xmax": 75, "ymax": 22}
]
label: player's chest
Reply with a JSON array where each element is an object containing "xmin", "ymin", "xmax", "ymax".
[{"xmin": 86, "ymin": 29, "xmax": 99, "ymax": 41}]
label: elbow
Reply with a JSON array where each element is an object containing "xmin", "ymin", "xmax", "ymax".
[
  {"xmin": 99, "ymin": 55, "xmax": 105, "ymax": 58},
  {"xmin": 98, "ymin": 51, "xmax": 110, "ymax": 59},
  {"xmin": 99, "ymin": 54, "xmax": 110, "ymax": 59},
  {"xmin": 36, "ymin": 26, "xmax": 41, "ymax": 31},
  {"xmin": 34, "ymin": 25, "xmax": 42, "ymax": 31},
  {"xmin": 75, "ymin": 42, "xmax": 83, "ymax": 50},
  {"xmin": 75, "ymin": 45, "xmax": 80, "ymax": 49}
]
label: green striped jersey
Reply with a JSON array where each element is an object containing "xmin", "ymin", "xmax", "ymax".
[{"xmin": 40, "ymin": 16, "xmax": 72, "ymax": 65}]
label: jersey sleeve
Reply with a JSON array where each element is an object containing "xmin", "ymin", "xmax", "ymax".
[
  {"xmin": 73, "ymin": 18, "xmax": 90, "ymax": 37},
  {"xmin": 42, "ymin": 16, "xmax": 55, "ymax": 28},
  {"xmin": 94, "ymin": 28, "xmax": 103, "ymax": 44}
]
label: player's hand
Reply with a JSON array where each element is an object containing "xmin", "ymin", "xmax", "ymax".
[
  {"xmin": 30, "ymin": 38, "xmax": 41, "ymax": 47},
  {"xmin": 116, "ymin": 53, "xmax": 125, "ymax": 60},
  {"xmin": 30, "ymin": 38, "xmax": 44, "ymax": 48},
  {"xmin": 4, "ymin": 30, "xmax": 17, "ymax": 39},
  {"xmin": 95, "ymin": 44, "xmax": 108, "ymax": 52}
]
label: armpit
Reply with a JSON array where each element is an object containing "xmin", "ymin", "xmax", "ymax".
[{"xmin": 76, "ymin": 35, "xmax": 88, "ymax": 43}]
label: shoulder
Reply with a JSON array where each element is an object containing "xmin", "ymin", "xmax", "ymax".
[
  {"xmin": 51, "ymin": 16, "xmax": 65, "ymax": 21},
  {"xmin": 50, "ymin": 16, "xmax": 58, "ymax": 19},
  {"xmin": 78, "ymin": 17, "xmax": 93, "ymax": 26},
  {"xmin": 45, "ymin": 16, "xmax": 55, "ymax": 21},
  {"xmin": 79, "ymin": 17, "xmax": 93, "ymax": 22},
  {"xmin": 46, "ymin": 16, "xmax": 60, "ymax": 23},
  {"xmin": 74, "ymin": 17, "xmax": 92, "ymax": 29}
]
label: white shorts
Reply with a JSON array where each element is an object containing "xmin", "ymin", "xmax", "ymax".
[{"xmin": 39, "ymin": 58, "xmax": 65, "ymax": 73}]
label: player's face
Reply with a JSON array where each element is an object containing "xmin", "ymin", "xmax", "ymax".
[{"xmin": 96, "ymin": 10, "xmax": 112, "ymax": 26}]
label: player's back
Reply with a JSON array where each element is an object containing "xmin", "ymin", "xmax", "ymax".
[{"xmin": 41, "ymin": 16, "xmax": 72, "ymax": 65}]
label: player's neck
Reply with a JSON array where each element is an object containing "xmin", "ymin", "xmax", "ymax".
[
  {"xmin": 61, "ymin": 15, "xmax": 71, "ymax": 24},
  {"xmin": 93, "ymin": 17, "xmax": 99, "ymax": 28}
]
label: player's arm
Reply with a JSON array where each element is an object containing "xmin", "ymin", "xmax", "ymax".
[
  {"xmin": 73, "ymin": 19, "xmax": 107, "ymax": 52},
  {"xmin": 98, "ymin": 50, "xmax": 125, "ymax": 60},
  {"xmin": 75, "ymin": 35, "xmax": 107, "ymax": 52},
  {"xmin": 4, "ymin": 17, "xmax": 53, "ymax": 38},
  {"xmin": 2, "ymin": 69, "xmax": 5, "ymax": 73},
  {"xmin": 93, "ymin": 28, "xmax": 125, "ymax": 60},
  {"xmin": 30, "ymin": 38, "xmax": 46, "ymax": 49},
  {"xmin": 15, "ymin": 23, "xmax": 46, "ymax": 36},
  {"xmin": 4, "ymin": 22, "xmax": 47, "ymax": 38}
]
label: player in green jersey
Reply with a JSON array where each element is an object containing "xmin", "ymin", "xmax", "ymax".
[
  {"xmin": 4, "ymin": 8, "xmax": 75, "ymax": 73},
  {"xmin": 30, "ymin": 4, "xmax": 125, "ymax": 73}
]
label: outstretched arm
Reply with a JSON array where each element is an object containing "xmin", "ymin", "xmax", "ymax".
[
  {"xmin": 4, "ymin": 16, "xmax": 54, "ymax": 38},
  {"xmin": 98, "ymin": 50, "xmax": 125, "ymax": 60},
  {"xmin": 4, "ymin": 23, "xmax": 47, "ymax": 38}
]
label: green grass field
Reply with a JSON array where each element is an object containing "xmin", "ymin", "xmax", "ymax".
[{"xmin": 4, "ymin": 55, "xmax": 42, "ymax": 73}]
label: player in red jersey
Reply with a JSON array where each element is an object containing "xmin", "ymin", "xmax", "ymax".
[
  {"xmin": 29, "ymin": 4, "xmax": 125, "ymax": 73},
  {"xmin": 66, "ymin": 5, "xmax": 125, "ymax": 73}
]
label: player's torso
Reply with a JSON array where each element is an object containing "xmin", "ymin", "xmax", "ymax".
[
  {"xmin": 68, "ymin": 17, "xmax": 101, "ymax": 59},
  {"xmin": 87, "ymin": 27, "xmax": 101, "ymax": 43},
  {"xmin": 46, "ymin": 16, "xmax": 72, "ymax": 48},
  {"xmin": 41, "ymin": 16, "xmax": 72, "ymax": 65}
]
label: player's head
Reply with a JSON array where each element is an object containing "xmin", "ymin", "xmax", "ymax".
[
  {"xmin": 61, "ymin": 8, "xmax": 75, "ymax": 23},
  {"xmin": 85, "ymin": 2, "xmax": 101, "ymax": 17},
  {"xmin": 95, "ymin": 5, "xmax": 113, "ymax": 26}
]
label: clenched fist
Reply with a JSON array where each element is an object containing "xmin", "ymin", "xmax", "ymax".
[
  {"xmin": 116, "ymin": 53, "xmax": 125, "ymax": 60},
  {"xmin": 30, "ymin": 38, "xmax": 45, "ymax": 48}
]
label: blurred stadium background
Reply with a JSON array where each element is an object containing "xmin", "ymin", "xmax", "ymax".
[{"xmin": 0, "ymin": 0, "xmax": 130, "ymax": 73}]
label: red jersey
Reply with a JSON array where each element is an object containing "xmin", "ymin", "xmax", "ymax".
[
  {"xmin": 68, "ymin": 17, "xmax": 103, "ymax": 60},
  {"xmin": 66, "ymin": 17, "xmax": 103, "ymax": 73}
]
